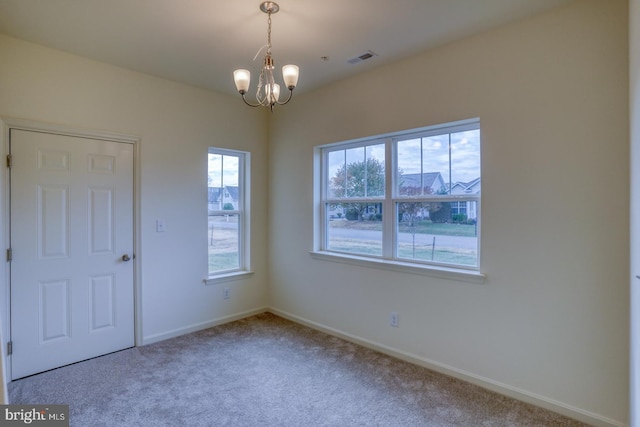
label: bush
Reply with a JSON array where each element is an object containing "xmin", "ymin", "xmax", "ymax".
[
  {"xmin": 452, "ymin": 213, "xmax": 467, "ymax": 223},
  {"xmin": 429, "ymin": 203, "xmax": 451, "ymax": 223},
  {"xmin": 345, "ymin": 209, "xmax": 359, "ymax": 221}
]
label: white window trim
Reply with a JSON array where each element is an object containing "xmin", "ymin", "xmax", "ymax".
[
  {"xmin": 205, "ymin": 270, "xmax": 254, "ymax": 285},
  {"xmin": 313, "ymin": 118, "xmax": 482, "ymax": 280},
  {"xmin": 206, "ymin": 147, "xmax": 252, "ymax": 284},
  {"xmin": 309, "ymin": 250, "xmax": 485, "ymax": 283}
]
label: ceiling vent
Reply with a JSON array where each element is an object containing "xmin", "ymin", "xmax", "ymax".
[{"xmin": 347, "ymin": 50, "xmax": 378, "ymax": 65}]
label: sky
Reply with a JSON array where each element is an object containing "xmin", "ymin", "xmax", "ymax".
[
  {"xmin": 397, "ymin": 129, "xmax": 480, "ymax": 184},
  {"xmin": 327, "ymin": 129, "xmax": 480, "ymax": 190},
  {"xmin": 208, "ymin": 129, "xmax": 481, "ymax": 190},
  {"xmin": 208, "ymin": 153, "xmax": 239, "ymax": 187}
]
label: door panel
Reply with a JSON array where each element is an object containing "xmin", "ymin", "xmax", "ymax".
[{"xmin": 10, "ymin": 129, "xmax": 134, "ymax": 379}]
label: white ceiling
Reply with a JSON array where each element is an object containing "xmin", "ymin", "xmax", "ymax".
[{"xmin": 0, "ymin": 0, "xmax": 574, "ymax": 97}]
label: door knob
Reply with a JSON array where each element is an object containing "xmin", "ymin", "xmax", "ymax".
[{"xmin": 121, "ymin": 254, "xmax": 131, "ymax": 262}]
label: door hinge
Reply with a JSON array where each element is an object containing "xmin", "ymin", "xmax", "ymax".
[
  {"xmin": 6, "ymin": 248, "xmax": 12, "ymax": 262},
  {"xmin": 7, "ymin": 341, "xmax": 12, "ymax": 356},
  {"xmin": 6, "ymin": 154, "xmax": 11, "ymax": 168}
]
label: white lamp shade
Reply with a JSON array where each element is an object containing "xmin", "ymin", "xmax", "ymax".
[
  {"xmin": 233, "ymin": 69, "xmax": 251, "ymax": 93},
  {"xmin": 282, "ymin": 65, "xmax": 299, "ymax": 89},
  {"xmin": 266, "ymin": 83, "xmax": 280, "ymax": 103}
]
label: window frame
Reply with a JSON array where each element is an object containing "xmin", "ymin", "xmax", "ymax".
[
  {"xmin": 206, "ymin": 147, "xmax": 252, "ymax": 285},
  {"xmin": 313, "ymin": 119, "xmax": 484, "ymax": 283}
]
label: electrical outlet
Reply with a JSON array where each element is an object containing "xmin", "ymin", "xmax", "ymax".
[
  {"xmin": 390, "ymin": 312, "xmax": 399, "ymax": 327},
  {"xmin": 223, "ymin": 288, "xmax": 230, "ymax": 300}
]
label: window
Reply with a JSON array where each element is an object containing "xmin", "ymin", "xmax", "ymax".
[
  {"xmin": 207, "ymin": 148, "xmax": 251, "ymax": 281},
  {"xmin": 318, "ymin": 119, "xmax": 481, "ymax": 272}
]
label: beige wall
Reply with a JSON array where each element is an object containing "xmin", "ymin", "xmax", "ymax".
[
  {"xmin": 0, "ymin": 0, "xmax": 631, "ymax": 424},
  {"xmin": 0, "ymin": 34, "xmax": 270, "ymax": 354},
  {"xmin": 269, "ymin": 0, "xmax": 629, "ymax": 425}
]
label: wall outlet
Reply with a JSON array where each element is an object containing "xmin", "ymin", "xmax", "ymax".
[
  {"xmin": 223, "ymin": 288, "xmax": 230, "ymax": 300},
  {"xmin": 390, "ymin": 312, "xmax": 399, "ymax": 327}
]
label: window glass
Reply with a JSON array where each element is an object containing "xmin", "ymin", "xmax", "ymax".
[
  {"xmin": 321, "ymin": 120, "xmax": 480, "ymax": 269},
  {"xmin": 326, "ymin": 203, "xmax": 383, "ymax": 257},
  {"xmin": 208, "ymin": 149, "xmax": 248, "ymax": 276},
  {"xmin": 396, "ymin": 201, "xmax": 478, "ymax": 266}
]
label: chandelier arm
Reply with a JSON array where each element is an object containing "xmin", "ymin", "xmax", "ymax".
[
  {"xmin": 275, "ymin": 88, "xmax": 294, "ymax": 105},
  {"xmin": 240, "ymin": 92, "xmax": 263, "ymax": 108}
]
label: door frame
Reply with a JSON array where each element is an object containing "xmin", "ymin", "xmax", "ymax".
[{"xmin": 0, "ymin": 117, "xmax": 142, "ymax": 382}]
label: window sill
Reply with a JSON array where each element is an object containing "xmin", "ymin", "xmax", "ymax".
[
  {"xmin": 204, "ymin": 270, "xmax": 254, "ymax": 285},
  {"xmin": 309, "ymin": 251, "xmax": 485, "ymax": 284}
]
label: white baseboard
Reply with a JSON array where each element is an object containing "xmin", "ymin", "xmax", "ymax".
[
  {"xmin": 141, "ymin": 306, "xmax": 269, "ymax": 345},
  {"xmin": 267, "ymin": 307, "xmax": 626, "ymax": 427}
]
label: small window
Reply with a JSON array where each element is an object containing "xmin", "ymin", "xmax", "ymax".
[
  {"xmin": 208, "ymin": 148, "xmax": 250, "ymax": 278},
  {"xmin": 319, "ymin": 119, "xmax": 481, "ymax": 271}
]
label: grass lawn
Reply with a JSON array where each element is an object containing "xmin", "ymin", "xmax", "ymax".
[
  {"xmin": 328, "ymin": 238, "xmax": 477, "ymax": 266},
  {"xmin": 207, "ymin": 217, "xmax": 478, "ymax": 270},
  {"xmin": 208, "ymin": 251, "xmax": 238, "ymax": 272},
  {"xmin": 330, "ymin": 219, "xmax": 477, "ymax": 238},
  {"xmin": 208, "ymin": 217, "xmax": 239, "ymax": 271}
]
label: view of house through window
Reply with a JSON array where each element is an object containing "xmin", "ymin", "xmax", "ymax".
[
  {"xmin": 322, "ymin": 119, "xmax": 480, "ymax": 269},
  {"xmin": 208, "ymin": 148, "xmax": 248, "ymax": 276}
]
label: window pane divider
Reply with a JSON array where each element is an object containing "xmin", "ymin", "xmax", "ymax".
[
  {"xmin": 383, "ymin": 138, "xmax": 394, "ymax": 258},
  {"xmin": 393, "ymin": 195, "xmax": 480, "ymax": 202}
]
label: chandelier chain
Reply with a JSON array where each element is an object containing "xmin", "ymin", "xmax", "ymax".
[{"xmin": 267, "ymin": 11, "xmax": 272, "ymax": 53}]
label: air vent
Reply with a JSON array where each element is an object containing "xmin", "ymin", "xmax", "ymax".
[{"xmin": 347, "ymin": 50, "xmax": 378, "ymax": 65}]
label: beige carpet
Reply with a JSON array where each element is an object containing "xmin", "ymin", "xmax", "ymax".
[{"xmin": 9, "ymin": 313, "xmax": 589, "ymax": 426}]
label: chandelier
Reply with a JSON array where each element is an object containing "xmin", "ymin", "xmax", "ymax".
[{"xmin": 233, "ymin": 2, "xmax": 299, "ymax": 112}]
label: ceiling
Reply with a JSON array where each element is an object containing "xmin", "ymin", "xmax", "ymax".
[{"xmin": 0, "ymin": 0, "xmax": 574, "ymax": 97}]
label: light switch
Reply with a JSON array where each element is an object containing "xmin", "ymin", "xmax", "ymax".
[{"xmin": 156, "ymin": 219, "xmax": 166, "ymax": 232}]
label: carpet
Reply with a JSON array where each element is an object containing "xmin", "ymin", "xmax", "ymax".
[{"xmin": 8, "ymin": 313, "xmax": 589, "ymax": 426}]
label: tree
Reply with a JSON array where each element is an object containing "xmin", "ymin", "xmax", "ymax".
[
  {"xmin": 397, "ymin": 183, "xmax": 437, "ymax": 219},
  {"xmin": 330, "ymin": 158, "xmax": 385, "ymax": 221},
  {"xmin": 398, "ymin": 201, "xmax": 423, "ymax": 258}
]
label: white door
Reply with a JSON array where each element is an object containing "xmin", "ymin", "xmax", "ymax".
[{"xmin": 10, "ymin": 129, "xmax": 135, "ymax": 379}]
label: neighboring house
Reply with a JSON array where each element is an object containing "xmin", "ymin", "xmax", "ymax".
[
  {"xmin": 399, "ymin": 172, "xmax": 446, "ymax": 195},
  {"xmin": 208, "ymin": 186, "xmax": 239, "ymax": 211},
  {"xmin": 449, "ymin": 177, "xmax": 481, "ymax": 220},
  {"xmin": 397, "ymin": 173, "xmax": 480, "ymax": 221}
]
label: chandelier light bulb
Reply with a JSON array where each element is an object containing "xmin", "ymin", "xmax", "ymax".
[
  {"xmin": 266, "ymin": 83, "xmax": 281, "ymax": 103},
  {"xmin": 282, "ymin": 65, "xmax": 299, "ymax": 90},
  {"xmin": 233, "ymin": 69, "xmax": 251, "ymax": 94}
]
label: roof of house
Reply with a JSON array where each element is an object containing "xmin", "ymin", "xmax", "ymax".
[
  {"xmin": 450, "ymin": 178, "xmax": 481, "ymax": 194},
  {"xmin": 208, "ymin": 186, "xmax": 239, "ymax": 202},
  {"xmin": 399, "ymin": 172, "xmax": 446, "ymax": 192}
]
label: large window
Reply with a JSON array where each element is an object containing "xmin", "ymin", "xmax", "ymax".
[
  {"xmin": 208, "ymin": 148, "xmax": 250, "ymax": 279},
  {"xmin": 319, "ymin": 119, "xmax": 480, "ymax": 271}
]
